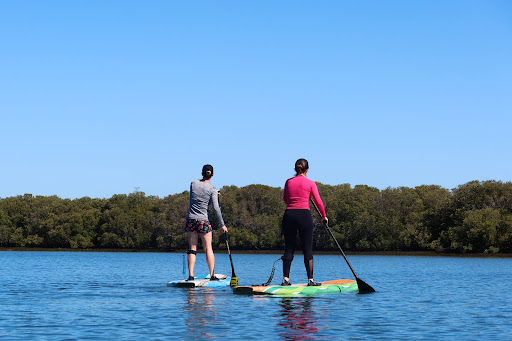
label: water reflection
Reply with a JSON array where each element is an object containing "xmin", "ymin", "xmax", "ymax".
[
  {"xmin": 183, "ymin": 288, "xmax": 217, "ymax": 339},
  {"xmin": 277, "ymin": 298, "xmax": 321, "ymax": 340}
]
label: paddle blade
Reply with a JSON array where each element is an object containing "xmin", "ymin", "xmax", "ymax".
[
  {"xmin": 356, "ymin": 278, "xmax": 376, "ymax": 293},
  {"xmin": 230, "ymin": 276, "xmax": 239, "ymax": 287}
]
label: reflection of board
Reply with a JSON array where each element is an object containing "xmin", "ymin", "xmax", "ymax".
[
  {"xmin": 168, "ymin": 274, "xmax": 230, "ymax": 288},
  {"xmin": 232, "ymin": 279, "xmax": 358, "ymax": 296}
]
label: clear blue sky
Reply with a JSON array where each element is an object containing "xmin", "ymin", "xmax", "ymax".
[{"xmin": 2, "ymin": 0, "xmax": 511, "ymax": 199}]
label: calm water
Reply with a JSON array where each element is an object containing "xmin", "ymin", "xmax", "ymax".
[{"xmin": 1, "ymin": 251, "xmax": 511, "ymax": 340}]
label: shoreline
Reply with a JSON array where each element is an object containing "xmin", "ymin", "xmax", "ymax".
[{"xmin": 1, "ymin": 247, "xmax": 511, "ymax": 258}]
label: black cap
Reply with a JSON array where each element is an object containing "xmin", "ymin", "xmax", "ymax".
[{"xmin": 202, "ymin": 164, "xmax": 214, "ymax": 178}]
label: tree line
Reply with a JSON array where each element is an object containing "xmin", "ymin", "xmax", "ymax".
[{"xmin": 1, "ymin": 180, "xmax": 511, "ymax": 253}]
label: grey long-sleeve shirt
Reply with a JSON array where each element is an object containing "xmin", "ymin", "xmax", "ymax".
[{"xmin": 186, "ymin": 180, "xmax": 225, "ymax": 227}]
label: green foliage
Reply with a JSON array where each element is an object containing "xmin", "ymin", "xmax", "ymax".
[{"xmin": 1, "ymin": 180, "xmax": 512, "ymax": 253}]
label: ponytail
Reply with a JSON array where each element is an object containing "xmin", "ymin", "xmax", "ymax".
[{"xmin": 294, "ymin": 158, "xmax": 309, "ymax": 175}]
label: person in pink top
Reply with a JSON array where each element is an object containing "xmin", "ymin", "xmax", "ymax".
[{"xmin": 281, "ymin": 158, "xmax": 328, "ymax": 286}]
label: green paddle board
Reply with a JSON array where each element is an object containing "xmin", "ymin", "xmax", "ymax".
[{"xmin": 232, "ymin": 279, "xmax": 358, "ymax": 296}]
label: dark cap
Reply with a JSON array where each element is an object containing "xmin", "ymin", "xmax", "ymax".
[{"xmin": 202, "ymin": 164, "xmax": 214, "ymax": 178}]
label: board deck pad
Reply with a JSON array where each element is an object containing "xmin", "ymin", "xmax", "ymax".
[
  {"xmin": 168, "ymin": 274, "xmax": 230, "ymax": 288},
  {"xmin": 232, "ymin": 279, "xmax": 358, "ymax": 296}
]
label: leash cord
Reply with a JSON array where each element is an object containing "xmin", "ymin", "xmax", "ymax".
[{"xmin": 261, "ymin": 257, "xmax": 282, "ymax": 286}]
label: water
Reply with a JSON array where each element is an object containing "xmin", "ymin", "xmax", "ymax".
[{"xmin": 1, "ymin": 251, "xmax": 511, "ymax": 340}]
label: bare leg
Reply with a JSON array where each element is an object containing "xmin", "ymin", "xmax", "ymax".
[
  {"xmin": 188, "ymin": 232, "xmax": 198, "ymax": 278},
  {"xmin": 200, "ymin": 232, "xmax": 215, "ymax": 276}
]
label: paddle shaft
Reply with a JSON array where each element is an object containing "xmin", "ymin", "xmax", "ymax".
[
  {"xmin": 218, "ymin": 192, "xmax": 238, "ymax": 286},
  {"xmin": 310, "ymin": 199, "xmax": 359, "ymax": 278},
  {"xmin": 224, "ymin": 231, "xmax": 238, "ymax": 286},
  {"xmin": 310, "ymin": 198, "xmax": 375, "ymax": 293}
]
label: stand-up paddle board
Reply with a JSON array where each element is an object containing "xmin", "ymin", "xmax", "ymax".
[
  {"xmin": 168, "ymin": 274, "xmax": 230, "ymax": 288},
  {"xmin": 232, "ymin": 279, "xmax": 358, "ymax": 296}
]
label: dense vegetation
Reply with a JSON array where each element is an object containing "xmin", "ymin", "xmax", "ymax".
[{"xmin": 1, "ymin": 180, "xmax": 511, "ymax": 253}]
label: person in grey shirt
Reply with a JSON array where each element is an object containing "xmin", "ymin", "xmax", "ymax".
[{"xmin": 185, "ymin": 164, "xmax": 228, "ymax": 281}]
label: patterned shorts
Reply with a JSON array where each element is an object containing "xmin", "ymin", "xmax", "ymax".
[{"xmin": 185, "ymin": 219, "xmax": 212, "ymax": 234}]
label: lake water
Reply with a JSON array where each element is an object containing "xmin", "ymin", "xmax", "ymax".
[{"xmin": 1, "ymin": 251, "xmax": 511, "ymax": 340}]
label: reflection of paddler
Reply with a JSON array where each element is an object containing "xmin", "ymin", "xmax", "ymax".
[
  {"xmin": 184, "ymin": 288, "xmax": 217, "ymax": 335},
  {"xmin": 277, "ymin": 298, "xmax": 320, "ymax": 340}
]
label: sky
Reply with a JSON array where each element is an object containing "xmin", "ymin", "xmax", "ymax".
[{"xmin": 1, "ymin": 0, "xmax": 511, "ymax": 199}]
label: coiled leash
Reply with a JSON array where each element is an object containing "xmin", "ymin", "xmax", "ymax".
[{"xmin": 260, "ymin": 257, "xmax": 283, "ymax": 286}]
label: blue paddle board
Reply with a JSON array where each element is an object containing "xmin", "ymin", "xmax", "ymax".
[{"xmin": 168, "ymin": 274, "xmax": 230, "ymax": 288}]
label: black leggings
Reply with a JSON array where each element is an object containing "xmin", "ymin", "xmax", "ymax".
[{"xmin": 282, "ymin": 209, "xmax": 314, "ymax": 279}]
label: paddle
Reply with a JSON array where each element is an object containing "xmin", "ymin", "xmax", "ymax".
[
  {"xmin": 310, "ymin": 199, "xmax": 376, "ymax": 293},
  {"xmin": 224, "ymin": 231, "xmax": 239, "ymax": 286}
]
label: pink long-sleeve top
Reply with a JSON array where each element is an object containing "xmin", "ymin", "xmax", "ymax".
[{"xmin": 283, "ymin": 175, "xmax": 326, "ymax": 217}]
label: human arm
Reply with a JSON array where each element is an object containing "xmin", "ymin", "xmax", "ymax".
[
  {"xmin": 283, "ymin": 180, "xmax": 290, "ymax": 205},
  {"xmin": 211, "ymin": 188, "xmax": 226, "ymax": 228},
  {"xmin": 310, "ymin": 182, "xmax": 327, "ymax": 224}
]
